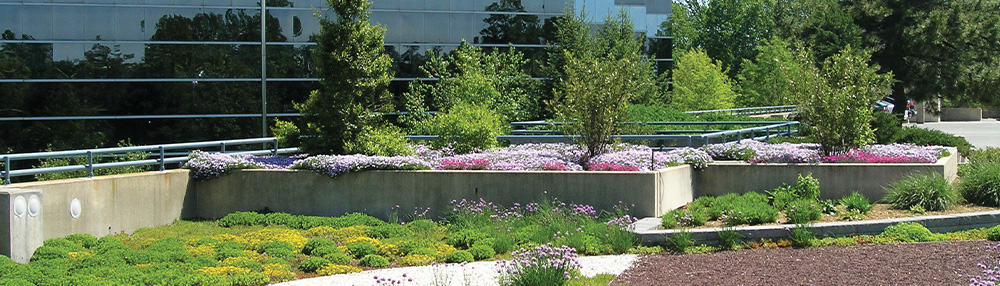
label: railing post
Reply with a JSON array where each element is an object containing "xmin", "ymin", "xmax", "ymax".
[
  {"xmin": 220, "ymin": 142, "xmax": 226, "ymax": 153},
  {"xmin": 86, "ymin": 151, "xmax": 94, "ymax": 178},
  {"xmin": 3, "ymin": 156, "xmax": 9, "ymax": 185},
  {"xmin": 272, "ymin": 139, "xmax": 279, "ymax": 155},
  {"xmin": 158, "ymin": 146, "xmax": 165, "ymax": 171}
]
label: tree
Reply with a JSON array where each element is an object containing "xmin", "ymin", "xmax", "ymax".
[
  {"xmin": 295, "ymin": 0, "xmax": 394, "ymax": 155},
  {"xmin": 773, "ymin": 0, "xmax": 864, "ymax": 65},
  {"xmin": 480, "ymin": 0, "xmax": 542, "ymax": 45},
  {"xmin": 797, "ymin": 46, "xmax": 893, "ymax": 154},
  {"xmin": 845, "ymin": 0, "xmax": 1000, "ymax": 107},
  {"xmin": 551, "ymin": 52, "xmax": 651, "ymax": 167},
  {"xmin": 669, "ymin": 0, "xmax": 776, "ymax": 78},
  {"xmin": 671, "ymin": 49, "xmax": 737, "ymax": 111},
  {"xmin": 737, "ymin": 38, "xmax": 811, "ymax": 107}
]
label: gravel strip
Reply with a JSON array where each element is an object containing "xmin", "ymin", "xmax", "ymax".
[
  {"xmin": 274, "ymin": 254, "xmax": 638, "ymax": 286},
  {"xmin": 613, "ymin": 240, "xmax": 998, "ymax": 285}
]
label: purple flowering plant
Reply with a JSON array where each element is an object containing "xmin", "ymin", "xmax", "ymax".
[
  {"xmin": 496, "ymin": 243, "xmax": 582, "ymax": 286},
  {"xmin": 184, "ymin": 150, "xmax": 294, "ymax": 179},
  {"xmin": 703, "ymin": 140, "xmax": 945, "ymax": 164},
  {"xmin": 970, "ymin": 243, "xmax": 1000, "ymax": 286}
]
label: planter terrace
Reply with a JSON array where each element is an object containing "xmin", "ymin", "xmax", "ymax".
[
  {"xmin": 696, "ymin": 147, "xmax": 958, "ymax": 201},
  {"xmin": 0, "ymin": 146, "xmax": 959, "ymax": 262}
]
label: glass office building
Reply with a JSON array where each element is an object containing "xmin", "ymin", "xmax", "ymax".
[{"xmin": 0, "ymin": 0, "xmax": 670, "ymax": 152}]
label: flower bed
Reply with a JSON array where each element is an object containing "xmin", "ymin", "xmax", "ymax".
[
  {"xmin": 701, "ymin": 140, "xmax": 946, "ymax": 164},
  {"xmin": 184, "ymin": 143, "xmax": 713, "ymax": 180}
]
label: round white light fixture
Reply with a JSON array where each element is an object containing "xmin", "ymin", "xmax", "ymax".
[
  {"xmin": 12, "ymin": 196, "xmax": 26, "ymax": 217},
  {"xmin": 70, "ymin": 199, "xmax": 82, "ymax": 219},
  {"xmin": 27, "ymin": 195, "xmax": 41, "ymax": 217}
]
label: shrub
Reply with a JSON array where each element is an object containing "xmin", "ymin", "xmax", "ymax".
[
  {"xmin": 298, "ymin": 257, "xmax": 330, "ymax": 273},
  {"xmin": 65, "ymin": 234, "xmax": 98, "ymax": 249},
  {"xmin": 367, "ymin": 224, "xmax": 414, "ymax": 239},
  {"xmin": 468, "ymin": 245, "xmax": 496, "ymax": 261},
  {"xmin": 792, "ymin": 173, "xmax": 821, "ymax": 200},
  {"xmin": 302, "ymin": 238, "xmax": 337, "ymax": 256},
  {"xmin": 710, "ymin": 192, "xmax": 779, "ymax": 226},
  {"xmin": 257, "ymin": 241, "xmax": 295, "ymax": 258},
  {"xmin": 881, "ymin": 222, "xmax": 936, "ymax": 242},
  {"xmin": 344, "ymin": 124, "xmax": 414, "ymax": 156},
  {"xmin": 883, "ymin": 172, "xmax": 957, "ymax": 211},
  {"xmin": 870, "ymin": 111, "xmax": 903, "ymax": 144},
  {"xmin": 399, "ymin": 254, "xmax": 435, "ymax": 266},
  {"xmin": 359, "ymin": 254, "xmax": 390, "ymax": 267},
  {"xmin": 345, "ymin": 241, "xmax": 377, "ymax": 259},
  {"xmin": 446, "ymin": 229, "xmax": 489, "ymax": 249},
  {"xmin": 496, "ymin": 244, "xmax": 582, "ymax": 286},
  {"xmin": 786, "ymin": 199, "xmax": 822, "ymax": 224},
  {"xmin": 316, "ymin": 264, "xmax": 363, "ymax": 275},
  {"xmin": 787, "ymin": 225, "xmax": 816, "ymax": 248},
  {"xmin": 671, "ymin": 49, "xmax": 737, "ymax": 111},
  {"xmin": 988, "ymin": 225, "xmax": 1000, "ymax": 241},
  {"xmin": 445, "ymin": 250, "xmax": 474, "ymax": 263},
  {"xmin": 217, "ymin": 212, "xmax": 265, "ymax": 227},
  {"xmin": 840, "ymin": 192, "xmax": 872, "ymax": 214},
  {"xmin": 310, "ymin": 246, "xmax": 342, "ymax": 258},
  {"xmin": 417, "ymin": 103, "xmax": 508, "ymax": 154},
  {"xmin": 736, "ymin": 38, "xmax": 808, "ymax": 107},
  {"xmin": 960, "ymin": 160, "xmax": 1000, "ymax": 207},
  {"xmin": 896, "ymin": 127, "xmax": 973, "ymax": 156},
  {"xmin": 717, "ymin": 229, "xmax": 743, "ymax": 250},
  {"xmin": 323, "ymin": 252, "xmax": 352, "ymax": 265}
]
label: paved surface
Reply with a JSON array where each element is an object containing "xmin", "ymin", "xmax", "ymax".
[{"xmin": 906, "ymin": 119, "xmax": 1000, "ymax": 149}]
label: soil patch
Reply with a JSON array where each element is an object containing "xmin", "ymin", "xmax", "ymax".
[{"xmin": 613, "ymin": 240, "xmax": 998, "ymax": 285}]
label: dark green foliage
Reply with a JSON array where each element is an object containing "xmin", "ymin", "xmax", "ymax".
[
  {"xmin": 468, "ymin": 245, "xmax": 496, "ymax": 260},
  {"xmin": 670, "ymin": 0, "xmax": 776, "ymax": 78},
  {"xmin": 31, "ymin": 238, "xmax": 87, "ymax": 261},
  {"xmin": 840, "ymin": 192, "xmax": 872, "ymax": 214},
  {"xmin": 296, "ymin": 0, "xmax": 394, "ymax": 155},
  {"xmin": 489, "ymin": 235, "xmax": 517, "ymax": 254},
  {"xmin": 298, "ymin": 257, "xmax": 330, "ymax": 273},
  {"xmin": 302, "ymin": 238, "xmax": 337, "ymax": 256},
  {"xmin": 397, "ymin": 240, "xmax": 435, "ymax": 256},
  {"xmin": 145, "ymin": 238, "xmax": 186, "ymax": 253},
  {"xmin": 447, "ymin": 229, "xmax": 489, "ymax": 249},
  {"xmin": 667, "ymin": 231, "xmax": 695, "ymax": 253},
  {"xmin": 767, "ymin": 187, "xmax": 796, "ymax": 211},
  {"xmin": 310, "ymin": 246, "xmax": 341, "ymax": 258},
  {"xmin": 216, "ymin": 212, "xmax": 266, "ymax": 227},
  {"xmin": 881, "ymin": 222, "xmax": 936, "ymax": 243},
  {"xmin": 987, "ymin": 225, "xmax": 1000, "ymax": 241},
  {"xmin": 359, "ymin": 254, "xmax": 391, "ymax": 267},
  {"xmin": 264, "ymin": 212, "xmax": 298, "ymax": 226},
  {"xmin": 786, "ymin": 199, "xmax": 822, "ymax": 224},
  {"xmin": 708, "ymin": 192, "xmax": 780, "ymax": 226},
  {"xmin": 717, "ymin": 230, "xmax": 743, "ymax": 250},
  {"xmin": 960, "ymin": 153, "xmax": 1000, "ymax": 207},
  {"xmin": 792, "ymin": 173, "xmax": 821, "ymax": 200},
  {"xmin": 896, "ymin": 127, "xmax": 973, "ymax": 156},
  {"xmin": 661, "ymin": 208, "xmax": 707, "ymax": 229},
  {"xmin": 34, "ymin": 141, "xmax": 151, "ymax": 181},
  {"xmin": 218, "ymin": 211, "xmax": 389, "ymax": 230},
  {"xmin": 787, "ymin": 225, "xmax": 816, "ymax": 247},
  {"xmin": 870, "ymin": 112, "xmax": 903, "ymax": 144},
  {"xmin": 257, "ymin": 241, "xmax": 295, "ymax": 258},
  {"xmin": 345, "ymin": 241, "xmax": 377, "ymax": 259},
  {"xmin": 191, "ymin": 237, "xmax": 218, "ymax": 247},
  {"xmin": 64, "ymin": 233, "xmax": 98, "ymax": 249},
  {"xmin": 0, "ymin": 278, "xmax": 35, "ymax": 286},
  {"xmin": 445, "ymin": 250, "xmax": 474, "ymax": 263},
  {"xmin": 883, "ymin": 172, "xmax": 957, "ymax": 211},
  {"xmin": 92, "ymin": 236, "xmax": 130, "ymax": 254},
  {"xmin": 344, "ymin": 124, "xmax": 414, "ymax": 156},
  {"xmin": 323, "ymin": 252, "xmax": 352, "ymax": 265}
]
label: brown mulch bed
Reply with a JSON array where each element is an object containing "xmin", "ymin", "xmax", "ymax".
[{"xmin": 613, "ymin": 240, "xmax": 999, "ymax": 285}]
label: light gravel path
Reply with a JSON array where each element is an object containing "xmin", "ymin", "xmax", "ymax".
[{"xmin": 273, "ymin": 254, "xmax": 638, "ymax": 286}]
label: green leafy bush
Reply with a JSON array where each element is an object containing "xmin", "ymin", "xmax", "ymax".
[
  {"xmin": 987, "ymin": 225, "xmax": 1000, "ymax": 241},
  {"xmin": 302, "ymin": 238, "xmax": 337, "ymax": 256},
  {"xmin": 344, "ymin": 124, "xmax": 414, "ymax": 156},
  {"xmin": 217, "ymin": 212, "xmax": 266, "ymax": 227},
  {"xmin": 786, "ymin": 199, "xmax": 822, "ymax": 224},
  {"xmin": 65, "ymin": 233, "xmax": 98, "ymax": 249},
  {"xmin": 310, "ymin": 246, "xmax": 342, "ymax": 258},
  {"xmin": 792, "ymin": 173, "xmax": 821, "ymax": 200},
  {"xmin": 767, "ymin": 187, "xmax": 797, "ymax": 211},
  {"xmin": 717, "ymin": 229, "xmax": 743, "ymax": 250},
  {"xmin": 468, "ymin": 245, "xmax": 496, "ymax": 260},
  {"xmin": 736, "ymin": 38, "xmax": 808, "ymax": 107},
  {"xmin": 870, "ymin": 111, "xmax": 903, "ymax": 144},
  {"xmin": 447, "ymin": 229, "xmax": 489, "ymax": 249},
  {"xmin": 257, "ymin": 241, "xmax": 296, "ymax": 258},
  {"xmin": 896, "ymin": 127, "xmax": 973, "ymax": 156},
  {"xmin": 840, "ymin": 192, "xmax": 872, "ymax": 214},
  {"xmin": 883, "ymin": 172, "xmax": 957, "ymax": 211},
  {"xmin": 298, "ymin": 257, "xmax": 330, "ymax": 273},
  {"xmin": 359, "ymin": 254, "xmax": 391, "ymax": 267},
  {"xmin": 271, "ymin": 119, "xmax": 301, "ymax": 148},
  {"xmin": 323, "ymin": 252, "xmax": 352, "ymax": 265},
  {"xmin": 661, "ymin": 208, "xmax": 707, "ymax": 228},
  {"xmin": 366, "ymin": 224, "xmax": 414, "ymax": 239},
  {"xmin": 416, "ymin": 103, "xmax": 508, "ymax": 154},
  {"xmin": 31, "ymin": 238, "xmax": 86, "ymax": 261},
  {"xmin": 709, "ymin": 192, "xmax": 779, "ymax": 226},
  {"xmin": 346, "ymin": 241, "xmax": 377, "ymax": 259},
  {"xmin": 445, "ymin": 250, "xmax": 475, "ymax": 263},
  {"xmin": 667, "ymin": 231, "xmax": 695, "ymax": 253},
  {"xmin": 960, "ymin": 159, "xmax": 1000, "ymax": 207},
  {"xmin": 881, "ymin": 222, "xmax": 936, "ymax": 242},
  {"xmin": 671, "ymin": 49, "xmax": 737, "ymax": 111}
]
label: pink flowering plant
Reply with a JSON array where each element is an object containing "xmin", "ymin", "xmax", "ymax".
[
  {"xmin": 703, "ymin": 140, "xmax": 945, "ymax": 164},
  {"xmin": 496, "ymin": 243, "xmax": 582, "ymax": 286}
]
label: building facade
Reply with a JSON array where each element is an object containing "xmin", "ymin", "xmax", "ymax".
[{"xmin": 0, "ymin": 0, "xmax": 670, "ymax": 151}]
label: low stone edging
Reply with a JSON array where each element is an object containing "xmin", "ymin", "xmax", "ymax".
[{"xmin": 633, "ymin": 210, "xmax": 1000, "ymax": 246}]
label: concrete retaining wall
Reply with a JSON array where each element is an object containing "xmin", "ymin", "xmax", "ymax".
[
  {"xmin": 693, "ymin": 148, "xmax": 958, "ymax": 201},
  {"xmin": 189, "ymin": 166, "xmax": 694, "ymax": 221},
  {"xmin": 941, "ymin": 107, "xmax": 983, "ymax": 121},
  {"xmin": 0, "ymin": 170, "xmax": 191, "ymax": 262}
]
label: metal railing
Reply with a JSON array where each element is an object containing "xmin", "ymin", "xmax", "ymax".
[
  {"xmin": 409, "ymin": 121, "xmax": 800, "ymax": 149},
  {"xmin": 684, "ymin": 105, "xmax": 798, "ymax": 116},
  {"xmin": 1, "ymin": 138, "xmax": 299, "ymax": 185}
]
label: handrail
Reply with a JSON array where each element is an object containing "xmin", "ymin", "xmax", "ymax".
[
  {"xmin": 684, "ymin": 105, "xmax": 798, "ymax": 116},
  {"xmin": 1, "ymin": 138, "xmax": 299, "ymax": 184}
]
